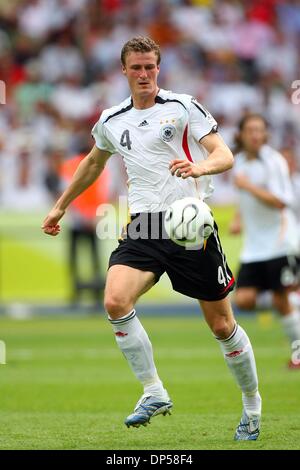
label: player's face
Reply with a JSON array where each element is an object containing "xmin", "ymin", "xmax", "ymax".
[
  {"xmin": 122, "ymin": 51, "xmax": 160, "ymax": 99},
  {"xmin": 240, "ymin": 118, "xmax": 268, "ymax": 153}
]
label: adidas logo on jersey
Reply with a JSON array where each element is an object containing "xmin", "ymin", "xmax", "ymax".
[{"xmin": 138, "ymin": 120, "xmax": 149, "ymax": 127}]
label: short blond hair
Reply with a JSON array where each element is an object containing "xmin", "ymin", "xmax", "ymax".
[{"xmin": 121, "ymin": 37, "xmax": 161, "ymax": 66}]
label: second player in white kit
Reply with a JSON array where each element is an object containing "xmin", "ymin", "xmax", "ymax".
[{"xmin": 231, "ymin": 114, "xmax": 300, "ymax": 369}]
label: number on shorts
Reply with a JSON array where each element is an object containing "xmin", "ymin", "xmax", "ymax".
[{"xmin": 218, "ymin": 266, "xmax": 226, "ymax": 286}]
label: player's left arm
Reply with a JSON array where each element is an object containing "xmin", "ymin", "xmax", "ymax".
[
  {"xmin": 234, "ymin": 152, "xmax": 294, "ymax": 210},
  {"xmin": 169, "ymin": 132, "xmax": 234, "ymax": 179},
  {"xmin": 234, "ymin": 173, "xmax": 286, "ymax": 209}
]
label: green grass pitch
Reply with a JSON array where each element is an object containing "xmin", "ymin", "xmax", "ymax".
[
  {"xmin": 1, "ymin": 207, "xmax": 299, "ymax": 449},
  {"xmin": 0, "ymin": 314, "xmax": 299, "ymax": 450}
]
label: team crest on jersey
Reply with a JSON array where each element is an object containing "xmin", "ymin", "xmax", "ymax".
[{"xmin": 160, "ymin": 124, "xmax": 176, "ymax": 142}]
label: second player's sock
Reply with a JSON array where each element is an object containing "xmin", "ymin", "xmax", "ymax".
[
  {"xmin": 109, "ymin": 309, "xmax": 169, "ymax": 400},
  {"xmin": 281, "ymin": 310, "xmax": 300, "ymax": 344},
  {"xmin": 217, "ymin": 324, "xmax": 261, "ymax": 417},
  {"xmin": 256, "ymin": 291, "xmax": 272, "ymax": 310}
]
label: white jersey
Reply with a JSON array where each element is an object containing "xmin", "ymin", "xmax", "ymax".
[
  {"xmin": 234, "ymin": 145, "xmax": 299, "ymax": 262},
  {"xmin": 91, "ymin": 89, "xmax": 218, "ymax": 213}
]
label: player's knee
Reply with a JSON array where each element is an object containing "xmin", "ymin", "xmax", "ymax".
[
  {"xmin": 211, "ymin": 318, "xmax": 234, "ymax": 339},
  {"xmin": 272, "ymin": 294, "xmax": 289, "ymax": 315},
  {"xmin": 104, "ymin": 294, "xmax": 133, "ymax": 319}
]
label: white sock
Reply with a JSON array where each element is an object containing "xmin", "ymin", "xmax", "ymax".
[
  {"xmin": 288, "ymin": 291, "xmax": 300, "ymax": 310},
  {"xmin": 256, "ymin": 291, "xmax": 272, "ymax": 310},
  {"xmin": 217, "ymin": 324, "xmax": 261, "ymax": 417},
  {"xmin": 109, "ymin": 310, "xmax": 169, "ymax": 399},
  {"xmin": 281, "ymin": 310, "xmax": 300, "ymax": 345}
]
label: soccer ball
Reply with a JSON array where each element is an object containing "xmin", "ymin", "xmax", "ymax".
[{"xmin": 164, "ymin": 197, "xmax": 214, "ymax": 248}]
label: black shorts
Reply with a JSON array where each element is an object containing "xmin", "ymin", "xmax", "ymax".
[
  {"xmin": 108, "ymin": 212, "xmax": 235, "ymax": 301},
  {"xmin": 236, "ymin": 255, "xmax": 299, "ymax": 291}
]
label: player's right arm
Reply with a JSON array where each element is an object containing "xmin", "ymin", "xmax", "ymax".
[{"xmin": 42, "ymin": 145, "xmax": 111, "ymax": 236}]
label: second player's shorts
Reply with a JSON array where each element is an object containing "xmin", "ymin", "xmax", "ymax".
[
  {"xmin": 108, "ymin": 212, "xmax": 235, "ymax": 301},
  {"xmin": 236, "ymin": 255, "xmax": 299, "ymax": 291}
]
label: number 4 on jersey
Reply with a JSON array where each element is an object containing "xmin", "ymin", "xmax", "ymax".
[{"xmin": 120, "ymin": 130, "xmax": 132, "ymax": 150}]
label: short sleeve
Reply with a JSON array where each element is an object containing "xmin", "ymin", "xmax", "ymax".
[
  {"xmin": 266, "ymin": 154, "xmax": 294, "ymax": 207},
  {"xmin": 189, "ymin": 98, "xmax": 218, "ymax": 142},
  {"xmin": 91, "ymin": 119, "xmax": 117, "ymax": 154}
]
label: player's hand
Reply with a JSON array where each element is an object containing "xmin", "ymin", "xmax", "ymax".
[
  {"xmin": 42, "ymin": 208, "xmax": 65, "ymax": 236},
  {"xmin": 169, "ymin": 159, "xmax": 204, "ymax": 179},
  {"xmin": 234, "ymin": 173, "xmax": 252, "ymax": 191},
  {"xmin": 229, "ymin": 219, "xmax": 242, "ymax": 235}
]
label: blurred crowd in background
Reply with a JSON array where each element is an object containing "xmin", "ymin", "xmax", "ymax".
[{"xmin": 0, "ymin": 0, "xmax": 299, "ymax": 210}]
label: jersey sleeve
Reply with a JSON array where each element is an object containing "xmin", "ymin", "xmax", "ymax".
[
  {"xmin": 266, "ymin": 154, "xmax": 295, "ymax": 207},
  {"xmin": 189, "ymin": 98, "xmax": 218, "ymax": 142},
  {"xmin": 91, "ymin": 118, "xmax": 117, "ymax": 154}
]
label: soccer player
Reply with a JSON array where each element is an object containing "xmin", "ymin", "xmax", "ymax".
[
  {"xmin": 42, "ymin": 37, "xmax": 261, "ymax": 440},
  {"xmin": 230, "ymin": 114, "xmax": 300, "ymax": 369},
  {"xmin": 280, "ymin": 147, "xmax": 300, "ymax": 311}
]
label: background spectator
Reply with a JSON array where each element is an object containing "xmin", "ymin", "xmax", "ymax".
[{"xmin": 0, "ymin": 0, "xmax": 299, "ymax": 209}]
